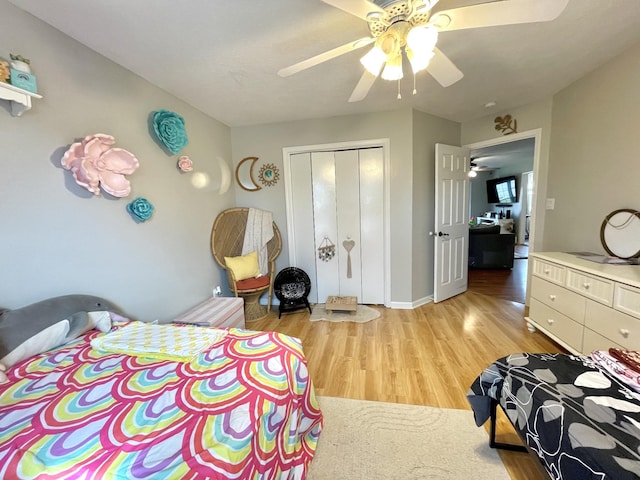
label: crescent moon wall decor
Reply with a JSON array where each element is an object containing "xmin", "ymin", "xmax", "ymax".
[
  {"xmin": 217, "ymin": 156, "xmax": 231, "ymax": 195},
  {"xmin": 235, "ymin": 156, "xmax": 262, "ymax": 192}
]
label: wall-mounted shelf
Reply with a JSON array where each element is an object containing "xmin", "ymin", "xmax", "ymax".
[{"xmin": 0, "ymin": 82, "xmax": 42, "ymax": 116}]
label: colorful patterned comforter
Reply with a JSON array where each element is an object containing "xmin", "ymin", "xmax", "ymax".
[
  {"xmin": 0, "ymin": 324, "xmax": 323, "ymax": 479},
  {"xmin": 467, "ymin": 353, "xmax": 640, "ymax": 480}
]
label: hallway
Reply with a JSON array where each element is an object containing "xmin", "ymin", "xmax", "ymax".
[{"xmin": 468, "ymin": 245, "xmax": 528, "ymax": 304}]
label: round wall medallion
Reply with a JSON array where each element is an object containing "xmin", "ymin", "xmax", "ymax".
[
  {"xmin": 600, "ymin": 209, "xmax": 640, "ymax": 259},
  {"xmin": 258, "ymin": 163, "xmax": 279, "ymax": 187}
]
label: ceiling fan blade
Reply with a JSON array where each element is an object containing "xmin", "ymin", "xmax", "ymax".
[
  {"xmin": 426, "ymin": 47, "xmax": 463, "ymax": 87},
  {"xmin": 278, "ymin": 37, "xmax": 374, "ymax": 77},
  {"xmin": 349, "ymin": 71, "xmax": 378, "ymax": 102},
  {"xmin": 430, "ymin": 0, "xmax": 569, "ymax": 32},
  {"xmin": 321, "ymin": 0, "xmax": 385, "ymax": 20}
]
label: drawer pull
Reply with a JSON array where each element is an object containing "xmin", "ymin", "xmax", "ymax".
[
  {"xmin": 549, "ymin": 294, "xmax": 556, "ymax": 301},
  {"xmin": 583, "ymin": 282, "xmax": 590, "ymax": 290},
  {"xmin": 620, "ymin": 329, "xmax": 630, "ymax": 339},
  {"xmin": 547, "ymin": 318, "xmax": 555, "ymax": 325},
  {"xmin": 544, "ymin": 269, "xmax": 550, "ymax": 275}
]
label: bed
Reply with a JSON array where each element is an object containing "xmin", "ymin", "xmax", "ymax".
[
  {"xmin": 467, "ymin": 353, "xmax": 640, "ymax": 479},
  {"xmin": 0, "ymin": 319, "xmax": 322, "ymax": 479}
]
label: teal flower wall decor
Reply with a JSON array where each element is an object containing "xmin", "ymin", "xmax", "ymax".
[
  {"xmin": 153, "ymin": 109, "xmax": 188, "ymax": 154},
  {"xmin": 127, "ymin": 197, "xmax": 154, "ymax": 222}
]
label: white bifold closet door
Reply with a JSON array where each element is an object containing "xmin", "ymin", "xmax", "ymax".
[{"xmin": 288, "ymin": 147, "xmax": 384, "ymax": 305}]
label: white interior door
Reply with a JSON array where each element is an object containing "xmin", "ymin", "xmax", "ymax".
[
  {"xmin": 434, "ymin": 144, "xmax": 470, "ymax": 303},
  {"xmin": 288, "ymin": 147, "xmax": 384, "ymax": 305}
]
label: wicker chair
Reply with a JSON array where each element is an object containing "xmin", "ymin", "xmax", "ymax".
[
  {"xmin": 273, "ymin": 267, "xmax": 312, "ymax": 318},
  {"xmin": 210, "ymin": 208, "xmax": 282, "ymax": 322}
]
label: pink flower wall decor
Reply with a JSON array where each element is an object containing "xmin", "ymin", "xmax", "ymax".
[
  {"xmin": 61, "ymin": 134, "xmax": 139, "ymax": 197},
  {"xmin": 177, "ymin": 155, "xmax": 193, "ymax": 172}
]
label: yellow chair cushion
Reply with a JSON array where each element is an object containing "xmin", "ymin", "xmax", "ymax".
[{"xmin": 224, "ymin": 251, "xmax": 261, "ymax": 281}]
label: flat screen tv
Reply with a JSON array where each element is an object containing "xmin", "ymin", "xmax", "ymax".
[{"xmin": 486, "ymin": 175, "xmax": 518, "ymax": 204}]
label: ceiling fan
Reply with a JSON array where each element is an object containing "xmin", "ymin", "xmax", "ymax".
[
  {"xmin": 278, "ymin": 0, "xmax": 569, "ymax": 102},
  {"xmin": 468, "ymin": 157, "xmax": 496, "ymax": 177}
]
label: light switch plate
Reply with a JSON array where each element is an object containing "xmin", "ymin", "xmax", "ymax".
[{"xmin": 546, "ymin": 198, "xmax": 556, "ymax": 210}]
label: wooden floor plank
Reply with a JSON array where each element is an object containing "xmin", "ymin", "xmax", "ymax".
[{"xmin": 249, "ymin": 264, "xmax": 562, "ymax": 479}]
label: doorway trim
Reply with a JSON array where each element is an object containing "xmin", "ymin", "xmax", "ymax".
[
  {"xmin": 282, "ymin": 139, "xmax": 391, "ymax": 307},
  {"xmin": 464, "ymin": 128, "xmax": 543, "ymax": 304}
]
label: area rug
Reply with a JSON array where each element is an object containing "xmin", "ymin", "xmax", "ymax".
[
  {"xmin": 307, "ymin": 396, "xmax": 510, "ymax": 480},
  {"xmin": 309, "ymin": 304, "xmax": 381, "ymax": 323}
]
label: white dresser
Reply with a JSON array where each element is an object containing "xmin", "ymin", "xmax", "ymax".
[{"xmin": 527, "ymin": 252, "xmax": 640, "ymax": 354}]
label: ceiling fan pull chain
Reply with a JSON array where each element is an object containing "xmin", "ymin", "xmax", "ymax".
[{"xmin": 397, "ymin": 80, "xmax": 402, "ymax": 100}]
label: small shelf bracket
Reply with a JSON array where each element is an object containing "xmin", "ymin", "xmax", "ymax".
[{"xmin": 0, "ymin": 82, "xmax": 42, "ymax": 116}]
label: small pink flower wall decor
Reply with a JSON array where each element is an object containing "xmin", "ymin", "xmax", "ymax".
[
  {"xmin": 177, "ymin": 155, "xmax": 193, "ymax": 172},
  {"xmin": 61, "ymin": 134, "xmax": 139, "ymax": 197}
]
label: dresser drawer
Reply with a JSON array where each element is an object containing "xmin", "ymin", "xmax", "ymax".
[
  {"xmin": 582, "ymin": 327, "xmax": 625, "ymax": 355},
  {"xmin": 585, "ymin": 299, "xmax": 640, "ymax": 350},
  {"xmin": 530, "ymin": 276, "xmax": 586, "ymax": 323},
  {"xmin": 532, "ymin": 258, "xmax": 566, "ymax": 286},
  {"xmin": 566, "ymin": 268, "xmax": 614, "ymax": 306},
  {"xmin": 529, "ymin": 298, "xmax": 583, "ymax": 352},
  {"xmin": 614, "ymin": 283, "xmax": 640, "ymax": 320}
]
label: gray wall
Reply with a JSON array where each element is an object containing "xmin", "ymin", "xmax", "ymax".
[
  {"xmin": 469, "ymin": 171, "xmax": 493, "ymax": 218},
  {"xmin": 231, "ymin": 108, "xmax": 459, "ymax": 305},
  {"xmin": 545, "ymin": 41, "xmax": 640, "ymax": 253},
  {"xmin": 0, "ymin": 1, "xmax": 234, "ymax": 320},
  {"xmin": 470, "ymin": 161, "xmax": 532, "ymax": 245},
  {"xmin": 462, "ymin": 99, "xmax": 554, "ymax": 254},
  {"xmin": 464, "ymin": 41, "xmax": 640, "ymax": 256},
  {"xmin": 411, "ymin": 110, "xmax": 460, "ymax": 303}
]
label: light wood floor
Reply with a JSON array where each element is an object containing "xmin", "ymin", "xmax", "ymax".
[{"xmin": 251, "ymin": 277, "xmax": 563, "ymax": 479}]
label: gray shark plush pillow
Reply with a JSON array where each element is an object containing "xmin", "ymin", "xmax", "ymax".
[{"xmin": 0, "ymin": 295, "xmax": 125, "ymax": 367}]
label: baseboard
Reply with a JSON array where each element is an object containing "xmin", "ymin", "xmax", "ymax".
[
  {"xmin": 263, "ymin": 296, "xmax": 434, "ymax": 310},
  {"xmin": 388, "ymin": 295, "xmax": 433, "ymax": 310}
]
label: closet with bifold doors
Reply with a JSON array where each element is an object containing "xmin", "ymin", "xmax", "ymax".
[{"xmin": 286, "ymin": 147, "xmax": 385, "ymax": 305}]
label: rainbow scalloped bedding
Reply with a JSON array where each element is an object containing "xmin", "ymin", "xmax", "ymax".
[{"xmin": 0, "ymin": 324, "xmax": 323, "ymax": 479}]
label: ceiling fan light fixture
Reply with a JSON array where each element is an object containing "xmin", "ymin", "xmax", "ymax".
[
  {"xmin": 407, "ymin": 47, "xmax": 434, "ymax": 73},
  {"xmin": 406, "ymin": 25, "xmax": 438, "ymax": 54},
  {"xmin": 360, "ymin": 45, "xmax": 387, "ymax": 76},
  {"xmin": 381, "ymin": 53, "xmax": 403, "ymax": 81}
]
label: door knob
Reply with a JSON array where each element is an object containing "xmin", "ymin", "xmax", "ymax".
[{"xmin": 437, "ymin": 232, "xmax": 449, "ymax": 237}]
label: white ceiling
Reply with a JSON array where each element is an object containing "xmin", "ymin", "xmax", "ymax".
[
  {"xmin": 9, "ymin": 0, "xmax": 640, "ymax": 127},
  {"xmin": 471, "ymin": 137, "xmax": 534, "ymax": 169}
]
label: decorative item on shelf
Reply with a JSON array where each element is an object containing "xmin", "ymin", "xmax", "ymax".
[
  {"xmin": 0, "ymin": 58, "xmax": 10, "ymax": 83},
  {"xmin": 152, "ymin": 109, "xmax": 188, "ymax": 155},
  {"xmin": 235, "ymin": 156, "xmax": 262, "ymax": 192},
  {"xmin": 177, "ymin": 155, "xmax": 193, "ymax": 172},
  {"xmin": 10, "ymin": 69, "xmax": 37, "ymax": 94},
  {"xmin": 258, "ymin": 163, "xmax": 279, "ymax": 187},
  {"xmin": 494, "ymin": 115, "xmax": 518, "ymax": 135},
  {"xmin": 317, "ymin": 236, "xmax": 336, "ymax": 262},
  {"xmin": 61, "ymin": 133, "xmax": 139, "ymax": 197},
  {"xmin": 126, "ymin": 197, "xmax": 154, "ymax": 223},
  {"xmin": 9, "ymin": 54, "xmax": 31, "ymax": 73}
]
